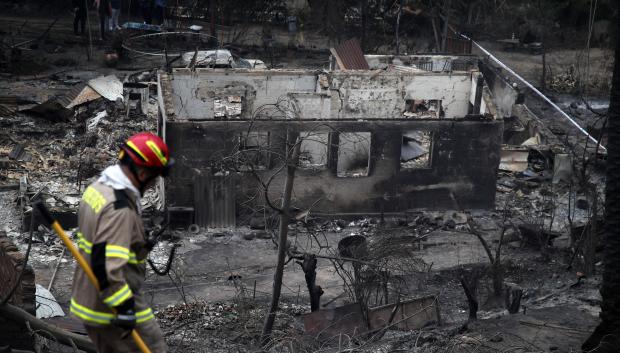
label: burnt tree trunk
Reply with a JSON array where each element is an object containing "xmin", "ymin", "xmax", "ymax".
[
  {"xmin": 326, "ymin": 0, "xmax": 343, "ymax": 45},
  {"xmin": 584, "ymin": 183, "xmax": 599, "ymax": 276},
  {"xmin": 431, "ymin": 17, "xmax": 441, "ymax": 53},
  {"xmin": 261, "ymin": 131, "xmax": 301, "ymax": 345},
  {"xmin": 467, "ymin": 218, "xmax": 504, "ymax": 298},
  {"xmin": 209, "ymin": 0, "xmax": 216, "ymax": 38},
  {"xmin": 538, "ymin": 0, "xmax": 546, "ymax": 92},
  {"xmin": 582, "ymin": 17, "xmax": 620, "ymax": 352},
  {"xmin": 360, "ymin": 0, "xmax": 367, "ymax": 51},
  {"xmin": 505, "ymin": 285, "xmax": 523, "ymax": 314},
  {"xmin": 440, "ymin": 0, "xmax": 451, "ymax": 52},
  {"xmin": 297, "ymin": 254, "xmax": 323, "ymax": 311},
  {"xmin": 395, "ymin": 0, "xmax": 402, "ymax": 54},
  {"xmin": 459, "ymin": 270, "xmax": 480, "ymax": 321}
]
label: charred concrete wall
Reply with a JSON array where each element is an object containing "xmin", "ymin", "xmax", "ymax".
[
  {"xmin": 161, "ymin": 68, "xmax": 502, "ymax": 220},
  {"xmin": 0, "ymin": 231, "xmax": 35, "ymax": 350},
  {"xmin": 165, "ymin": 119, "xmax": 502, "ymax": 215}
]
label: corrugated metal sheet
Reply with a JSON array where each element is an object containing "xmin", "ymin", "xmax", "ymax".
[
  {"xmin": 21, "ymin": 83, "xmax": 100, "ymax": 120},
  {"xmin": 390, "ymin": 65, "xmax": 425, "ymax": 73},
  {"xmin": 87, "ymin": 75, "xmax": 123, "ymax": 102},
  {"xmin": 54, "ymin": 83, "xmax": 87, "ymax": 108},
  {"xmin": 194, "ymin": 171, "xmax": 236, "ymax": 228},
  {"xmin": 332, "ymin": 38, "xmax": 369, "ymax": 70},
  {"xmin": 66, "ymin": 84, "xmax": 101, "ymax": 108},
  {"xmin": 446, "ymin": 36, "xmax": 472, "ymax": 54},
  {"xmin": 500, "ymin": 148, "xmax": 529, "ymax": 172},
  {"xmin": 416, "ymin": 60, "xmax": 434, "ymax": 72},
  {"xmin": 303, "ymin": 295, "xmax": 440, "ymax": 338}
]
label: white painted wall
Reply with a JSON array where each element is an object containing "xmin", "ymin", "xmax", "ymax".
[
  {"xmin": 171, "ymin": 71, "xmax": 317, "ymax": 120},
  {"xmin": 170, "ymin": 70, "xmax": 474, "ymax": 120},
  {"xmin": 403, "ymin": 74, "xmax": 472, "ymax": 119}
]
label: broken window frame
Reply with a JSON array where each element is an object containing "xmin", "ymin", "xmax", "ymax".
[
  {"xmin": 214, "ymin": 95, "xmax": 243, "ymax": 119},
  {"xmin": 234, "ymin": 131, "xmax": 271, "ymax": 171},
  {"xmin": 400, "ymin": 130, "xmax": 433, "ymax": 170},
  {"xmin": 403, "ymin": 99, "xmax": 443, "ymax": 119},
  {"xmin": 298, "ymin": 131, "xmax": 330, "ymax": 170},
  {"xmin": 335, "ymin": 132, "xmax": 372, "ymax": 178}
]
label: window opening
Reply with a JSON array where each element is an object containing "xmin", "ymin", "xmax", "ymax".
[
  {"xmin": 400, "ymin": 131, "xmax": 432, "ymax": 169},
  {"xmin": 404, "ymin": 99, "xmax": 443, "ymax": 119},
  {"xmin": 236, "ymin": 131, "xmax": 270, "ymax": 170},
  {"xmin": 337, "ymin": 132, "xmax": 371, "ymax": 177},
  {"xmin": 299, "ymin": 131, "xmax": 329, "ymax": 169}
]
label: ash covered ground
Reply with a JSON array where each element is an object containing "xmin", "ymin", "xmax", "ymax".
[{"xmin": 0, "ymin": 4, "xmax": 613, "ymax": 352}]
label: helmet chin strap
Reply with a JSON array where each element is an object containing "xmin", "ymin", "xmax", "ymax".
[
  {"xmin": 127, "ymin": 162, "xmax": 149, "ymax": 196},
  {"xmin": 128, "ymin": 161, "xmax": 160, "ymax": 196}
]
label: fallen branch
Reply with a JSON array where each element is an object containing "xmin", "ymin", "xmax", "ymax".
[{"xmin": 0, "ymin": 302, "xmax": 95, "ymax": 352}]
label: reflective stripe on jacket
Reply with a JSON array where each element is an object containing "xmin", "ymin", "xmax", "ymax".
[{"xmin": 71, "ymin": 182, "xmax": 153, "ymax": 327}]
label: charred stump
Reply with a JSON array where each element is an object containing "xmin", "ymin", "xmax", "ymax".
[
  {"xmin": 297, "ymin": 254, "xmax": 323, "ymax": 312},
  {"xmin": 505, "ymin": 285, "xmax": 523, "ymax": 314},
  {"xmin": 459, "ymin": 268, "xmax": 481, "ymax": 321}
]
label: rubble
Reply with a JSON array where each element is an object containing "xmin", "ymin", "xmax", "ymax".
[
  {"xmin": 546, "ymin": 65, "xmax": 579, "ymax": 93},
  {"xmin": 35, "ymin": 284, "xmax": 65, "ymax": 319},
  {"xmin": 157, "ymin": 299, "xmax": 308, "ymax": 351},
  {"xmin": 87, "ymin": 75, "xmax": 123, "ymax": 102},
  {"xmin": 303, "ymin": 295, "xmax": 440, "ymax": 338},
  {"xmin": 0, "ymin": 5, "xmax": 612, "ymax": 352}
]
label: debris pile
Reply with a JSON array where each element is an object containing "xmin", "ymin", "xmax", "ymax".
[
  {"xmin": 157, "ymin": 299, "xmax": 309, "ymax": 351},
  {"xmin": 546, "ymin": 65, "xmax": 578, "ymax": 93},
  {"xmin": 0, "ymin": 70, "xmax": 162, "ymax": 263},
  {"xmin": 0, "ymin": 71, "xmax": 158, "ymax": 189}
]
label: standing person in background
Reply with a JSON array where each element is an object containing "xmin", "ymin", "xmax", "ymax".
[
  {"xmin": 110, "ymin": 0, "xmax": 121, "ymax": 30},
  {"xmin": 73, "ymin": 0, "xmax": 87, "ymax": 36},
  {"xmin": 140, "ymin": 0, "xmax": 152, "ymax": 24},
  {"xmin": 153, "ymin": 0, "xmax": 165, "ymax": 25},
  {"xmin": 95, "ymin": 0, "xmax": 111, "ymax": 40}
]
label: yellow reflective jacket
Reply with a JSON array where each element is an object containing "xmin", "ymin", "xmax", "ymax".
[{"xmin": 70, "ymin": 181, "xmax": 154, "ymax": 327}]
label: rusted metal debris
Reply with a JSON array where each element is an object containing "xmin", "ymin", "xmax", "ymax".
[
  {"xmin": 303, "ymin": 295, "xmax": 440, "ymax": 339},
  {"xmin": 331, "ymin": 38, "xmax": 369, "ymax": 70},
  {"xmin": 500, "ymin": 148, "xmax": 529, "ymax": 172}
]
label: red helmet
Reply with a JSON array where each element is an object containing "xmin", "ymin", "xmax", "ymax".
[{"xmin": 120, "ymin": 132, "xmax": 173, "ymax": 176}]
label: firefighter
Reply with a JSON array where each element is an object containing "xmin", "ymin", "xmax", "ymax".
[{"xmin": 70, "ymin": 132, "xmax": 172, "ymax": 353}]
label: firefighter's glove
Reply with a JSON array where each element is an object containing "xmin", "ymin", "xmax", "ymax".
[{"xmin": 111, "ymin": 298, "xmax": 136, "ymax": 330}]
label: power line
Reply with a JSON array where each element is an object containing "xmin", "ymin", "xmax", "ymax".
[{"xmin": 459, "ymin": 33, "xmax": 607, "ymax": 152}]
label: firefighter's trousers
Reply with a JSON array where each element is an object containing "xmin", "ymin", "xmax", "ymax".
[{"xmin": 85, "ymin": 319, "xmax": 167, "ymax": 353}]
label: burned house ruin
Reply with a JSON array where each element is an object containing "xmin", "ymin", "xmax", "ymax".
[{"xmin": 158, "ymin": 55, "xmax": 503, "ymax": 226}]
